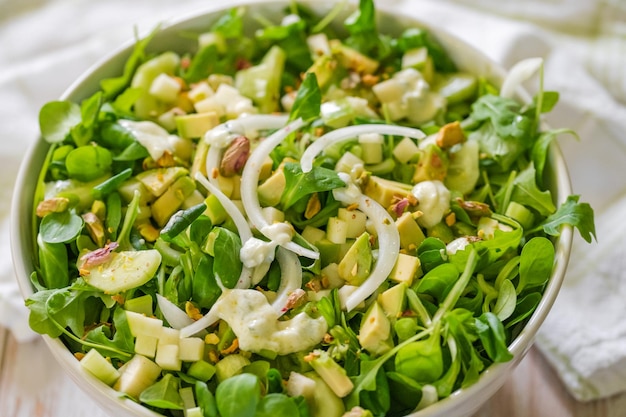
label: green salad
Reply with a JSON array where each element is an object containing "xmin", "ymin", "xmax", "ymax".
[{"xmin": 26, "ymin": 1, "xmax": 595, "ymax": 416}]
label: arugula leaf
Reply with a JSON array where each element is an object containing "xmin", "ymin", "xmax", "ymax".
[
  {"xmin": 539, "ymin": 195, "xmax": 596, "ymax": 243},
  {"xmin": 510, "ymin": 164, "xmax": 556, "ymax": 216},
  {"xmin": 39, "ymin": 101, "xmax": 82, "ymax": 144},
  {"xmin": 280, "ymin": 163, "xmax": 345, "ymax": 210},
  {"xmin": 288, "ymin": 72, "xmax": 321, "ymax": 123},
  {"xmin": 469, "ymin": 94, "xmax": 535, "ymax": 171},
  {"xmin": 344, "ymin": 0, "xmax": 378, "ymax": 54},
  {"xmin": 85, "ymin": 306, "xmax": 135, "ymax": 360}
]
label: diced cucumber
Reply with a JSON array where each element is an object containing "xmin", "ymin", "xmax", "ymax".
[
  {"xmin": 235, "ymin": 45, "xmax": 286, "ymax": 113},
  {"xmin": 215, "ymin": 354, "xmax": 251, "ymax": 383},
  {"xmin": 303, "ymin": 371, "xmax": 346, "ymax": 417},
  {"xmin": 435, "ymin": 72, "xmax": 478, "ymax": 104},
  {"xmin": 505, "ymin": 201, "xmax": 535, "ymax": 230},
  {"xmin": 135, "ymin": 333, "xmax": 159, "ymax": 358},
  {"xmin": 187, "ymin": 359, "xmax": 216, "ymax": 382}
]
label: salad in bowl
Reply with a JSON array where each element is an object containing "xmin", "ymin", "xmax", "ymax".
[{"xmin": 12, "ymin": 1, "xmax": 595, "ymax": 416}]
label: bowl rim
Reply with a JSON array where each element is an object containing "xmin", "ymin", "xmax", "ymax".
[{"xmin": 10, "ymin": 1, "xmax": 574, "ymax": 416}]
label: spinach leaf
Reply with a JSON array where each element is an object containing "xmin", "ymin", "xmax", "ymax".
[
  {"xmin": 516, "ymin": 237, "xmax": 554, "ymax": 294},
  {"xmin": 65, "ymin": 145, "xmax": 113, "ymax": 182},
  {"xmin": 139, "ymin": 374, "xmax": 184, "ymax": 410},
  {"xmin": 505, "ymin": 292, "xmax": 542, "ymax": 329},
  {"xmin": 37, "ymin": 234, "xmax": 69, "ymax": 289},
  {"xmin": 540, "ymin": 195, "xmax": 596, "ymax": 243},
  {"xmin": 25, "ymin": 289, "xmax": 67, "ymax": 337},
  {"xmin": 414, "ymin": 263, "xmax": 459, "ymax": 304},
  {"xmin": 256, "ymin": 17, "xmax": 312, "ymax": 73},
  {"xmin": 192, "ymin": 254, "xmax": 221, "ymax": 309},
  {"xmin": 195, "ymin": 381, "xmax": 219, "ymax": 417},
  {"xmin": 288, "ymin": 72, "xmax": 321, "ymax": 123},
  {"xmin": 280, "ymin": 163, "xmax": 345, "ymax": 210},
  {"xmin": 211, "ymin": 227, "xmax": 243, "ymax": 288},
  {"xmin": 416, "ymin": 237, "xmax": 448, "ymax": 273},
  {"xmin": 255, "ymin": 393, "xmax": 301, "ymax": 417},
  {"xmin": 215, "ymin": 373, "xmax": 261, "ymax": 417},
  {"xmin": 99, "ymin": 121, "xmax": 137, "ymax": 150},
  {"xmin": 475, "ymin": 312, "xmax": 513, "ymax": 363},
  {"xmin": 39, "ymin": 101, "xmax": 82, "ymax": 144},
  {"xmin": 40, "ymin": 211, "xmax": 83, "ymax": 244},
  {"xmin": 161, "ymin": 202, "xmax": 207, "ymax": 242},
  {"xmin": 493, "ymin": 279, "xmax": 517, "ymax": 320}
]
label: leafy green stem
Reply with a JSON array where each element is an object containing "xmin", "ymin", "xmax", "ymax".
[{"xmin": 433, "ymin": 248, "xmax": 478, "ymax": 324}]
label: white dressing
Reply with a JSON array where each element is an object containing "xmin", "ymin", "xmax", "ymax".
[
  {"xmin": 411, "ymin": 180, "xmax": 451, "ymax": 229},
  {"xmin": 212, "ymin": 289, "xmax": 327, "ymax": 355},
  {"xmin": 118, "ymin": 119, "xmax": 176, "ymax": 161}
]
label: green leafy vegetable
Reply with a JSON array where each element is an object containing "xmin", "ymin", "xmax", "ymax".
[
  {"xmin": 39, "ymin": 101, "xmax": 82, "ymax": 144},
  {"xmin": 280, "ymin": 163, "xmax": 345, "ymax": 210},
  {"xmin": 539, "ymin": 195, "xmax": 596, "ymax": 243}
]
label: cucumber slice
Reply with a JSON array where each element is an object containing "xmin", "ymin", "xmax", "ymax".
[
  {"xmin": 83, "ymin": 250, "xmax": 162, "ymax": 294},
  {"xmin": 80, "ymin": 349, "xmax": 120, "ymax": 386}
]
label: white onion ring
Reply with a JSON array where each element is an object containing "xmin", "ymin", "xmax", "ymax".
[
  {"xmin": 300, "ymin": 124, "xmax": 426, "ymax": 173},
  {"xmin": 240, "ymin": 117, "xmax": 319, "ymax": 259},
  {"xmin": 272, "ymin": 247, "xmax": 303, "ymax": 317},
  {"xmin": 333, "ymin": 175, "xmax": 400, "ymax": 312}
]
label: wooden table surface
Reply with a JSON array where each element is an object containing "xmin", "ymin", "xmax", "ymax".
[{"xmin": 1, "ymin": 326, "xmax": 625, "ymax": 417}]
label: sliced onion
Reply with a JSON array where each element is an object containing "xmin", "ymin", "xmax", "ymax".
[
  {"xmin": 300, "ymin": 124, "xmax": 426, "ymax": 173},
  {"xmin": 204, "ymin": 114, "xmax": 290, "ymax": 187},
  {"xmin": 272, "ymin": 247, "xmax": 303, "ymax": 316},
  {"xmin": 240, "ymin": 117, "xmax": 319, "ymax": 259},
  {"xmin": 156, "ymin": 294, "xmax": 207, "ymax": 337},
  {"xmin": 179, "ymin": 304, "xmax": 220, "ymax": 338},
  {"xmin": 195, "ymin": 172, "xmax": 253, "ymax": 289},
  {"xmin": 500, "ymin": 57, "xmax": 543, "ymax": 99},
  {"xmin": 333, "ymin": 174, "xmax": 400, "ymax": 312}
]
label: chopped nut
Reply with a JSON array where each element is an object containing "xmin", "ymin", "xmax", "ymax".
[
  {"xmin": 36, "ymin": 197, "xmax": 70, "ymax": 217},
  {"xmin": 82, "ymin": 212, "xmax": 106, "ymax": 247},
  {"xmin": 185, "ymin": 301, "xmax": 203, "ymax": 321},
  {"xmin": 220, "ymin": 136, "xmax": 250, "ymax": 177},
  {"xmin": 445, "ymin": 212, "xmax": 456, "ymax": 226},
  {"xmin": 305, "ymin": 193, "xmax": 321, "ymax": 219},
  {"xmin": 456, "ymin": 198, "xmax": 492, "ymax": 218},
  {"xmin": 283, "ymin": 289, "xmax": 307, "ymax": 312},
  {"xmin": 156, "ymin": 150, "xmax": 176, "ymax": 168},
  {"xmin": 220, "ymin": 338, "xmax": 239, "ymax": 355},
  {"xmin": 112, "ymin": 294, "xmax": 125, "ymax": 305},
  {"xmin": 436, "ymin": 121, "xmax": 466, "ymax": 149},
  {"xmin": 205, "ymin": 333, "xmax": 220, "ymax": 345}
]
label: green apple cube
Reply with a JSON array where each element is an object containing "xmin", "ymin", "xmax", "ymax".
[
  {"xmin": 337, "ymin": 208, "xmax": 367, "ymax": 239},
  {"xmin": 149, "ymin": 73, "xmax": 181, "ymax": 103},
  {"xmin": 155, "ymin": 343, "xmax": 181, "ymax": 371},
  {"xmin": 80, "ymin": 349, "xmax": 120, "ymax": 386},
  {"xmin": 159, "ymin": 326, "xmax": 181, "ymax": 345},
  {"xmin": 126, "ymin": 310, "xmax": 163, "ymax": 337},
  {"xmin": 187, "ymin": 359, "xmax": 216, "ymax": 382},
  {"xmin": 179, "ymin": 337, "xmax": 205, "ymax": 362},
  {"xmin": 114, "ymin": 354, "xmax": 162, "ymax": 399},
  {"xmin": 285, "ymin": 371, "xmax": 317, "ymax": 402},
  {"xmin": 326, "ymin": 217, "xmax": 348, "ymax": 244},
  {"xmin": 389, "ymin": 253, "xmax": 421, "ymax": 285},
  {"xmin": 135, "ymin": 333, "xmax": 159, "ymax": 358}
]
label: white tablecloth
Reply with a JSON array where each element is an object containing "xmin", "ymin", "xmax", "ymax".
[{"xmin": 1, "ymin": 0, "xmax": 625, "ymax": 402}]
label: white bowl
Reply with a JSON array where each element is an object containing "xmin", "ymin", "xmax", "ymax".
[{"xmin": 10, "ymin": 1, "xmax": 573, "ymax": 416}]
